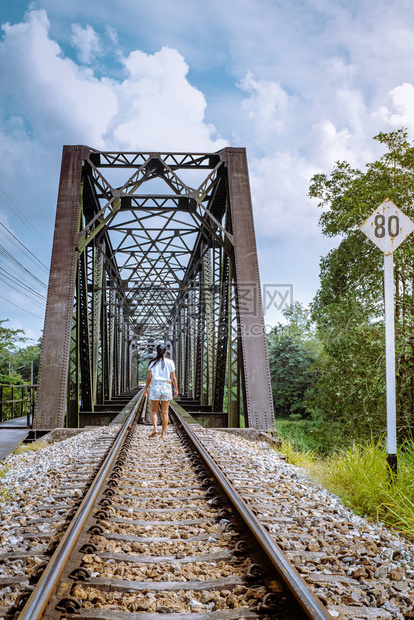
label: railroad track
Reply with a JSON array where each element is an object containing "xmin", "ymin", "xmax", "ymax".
[
  {"xmin": 0, "ymin": 427, "xmax": 120, "ymax": 618},
  {"xmin": 188, "ymin": 426, "xmax": 414, "ymax": 620},
  {"xmin": 2, "ymin": 392, "xmax": 332, "ymax": 620}
]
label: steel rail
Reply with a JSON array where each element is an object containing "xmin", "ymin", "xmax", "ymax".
[
  {"xmin": 18, "ymin": 389, "xmax": 145, "ymax": 620},
  {"xmin": 170, "ymin": 404, "xmax": 332, "ymax": 620}
]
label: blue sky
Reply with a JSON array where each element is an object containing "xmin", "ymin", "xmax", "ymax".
[{"xmin": 2, "ymin": 0, "xmax": 414, "ymax": 341}]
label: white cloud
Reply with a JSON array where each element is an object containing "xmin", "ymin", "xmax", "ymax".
[
  {"xmin": 105, "ymin": 25, "xmax": 118, "ymax": 45},
  {"xmin": 310, "ymin": 120, "xmax": 353, "ymax": 165},
  {"xmin": 307, "ymin": 118, "xmax": 372, "ymax": 170},
  {"xmin": 238, "ymin": 72, "xmax": 292, "ymax": 139},
  {"xmin": 0, "ymin": 9, "xmax": 117, "ymax": 148},
  {"xmin": 111, "ymin": 46, "xmax": 227, "ymax": 151},
  {"xmin": 375, "ymin": 83, "xmax": 414, "ymax": 135},
  {"xmin": 248, "ymin": 152, "xmax": 319, "ymax": 240},
  {"xmin": 0, "ymin": 9, "xmax": 225, "ymax": 155},
  {"xmin": 70, "ymin": 23, "xmax": 102, "ymax": 64}
]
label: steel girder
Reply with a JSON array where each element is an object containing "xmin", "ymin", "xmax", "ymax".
[{"xmin": 34, "ymin": 146, "xmax": 275, "ymax": 430}]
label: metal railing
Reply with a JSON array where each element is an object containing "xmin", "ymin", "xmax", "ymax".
[{"xmin": 0, "ymin": 384, "xmax": 37, "ymax": 426}]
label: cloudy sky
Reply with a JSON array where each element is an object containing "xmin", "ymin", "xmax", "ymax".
[{"xmin": 1, "ymin": 0, "xmax": 414, "ymax": 341}]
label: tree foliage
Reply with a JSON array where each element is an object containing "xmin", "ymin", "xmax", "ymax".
[
  {"xmin": 9, "ymin": 342, "xmax": 41, "ymax": 383},
  {"xmin": 309, "ymin": 129, "xmax": 414, "ymax": 439},
  {"xmin": 0, "ymin": 320, "xmax": 40, "ymax": 384},
  {"xmin": 267, "ymin": 303, "xmax": 319, "ymax": 418},
  {"xmin": 0, "ymin": 320, "xmax": 25, "ymax": 353}
]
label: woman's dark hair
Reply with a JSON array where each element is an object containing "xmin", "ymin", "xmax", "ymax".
[{"xmin": 148, "ymin": 344, "xmax": 167, "ymax": 369}]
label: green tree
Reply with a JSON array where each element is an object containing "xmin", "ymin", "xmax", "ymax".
[
  {"xmin": 309, "ymin": 128, "xmax": 414, "ymax": 439},
  {"xmin": 268, "ymin": 303, "xmax": 319, "ymax": 418},
  {"xmin": 10, "ymin": 339, "xmax": 42, "ymax": 383},
  {"xmin": 0, "ymin": 320, "xmax": 26, "ymax": 382}
]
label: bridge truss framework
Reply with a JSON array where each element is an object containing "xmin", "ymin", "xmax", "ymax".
[{"xmin": 34, "ymin": 146, "xmax": 275, "ymax": 430}]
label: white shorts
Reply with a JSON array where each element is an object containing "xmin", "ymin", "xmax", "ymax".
[{"xmin": 149, "ymin": 380, "xmax": 173, "ymax": 402}]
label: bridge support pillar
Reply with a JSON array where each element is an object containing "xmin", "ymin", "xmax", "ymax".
[
  {"xmin": 34, "ymin": 146, "xmax": 88, "ymax": 428},
  {"xmin": 222, "ymin": 148, "xmax": 275, "ymax": 430}
]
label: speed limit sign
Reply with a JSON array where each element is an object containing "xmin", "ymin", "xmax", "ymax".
[
  {"xmin": 360, "ymin": 198, "xmax": 414, "ymax": 474},
  {"xmin": 360, "ymin": 198, "xmax": 414, "ymax": 254}
]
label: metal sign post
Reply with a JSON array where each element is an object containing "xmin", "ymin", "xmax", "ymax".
[
  {"xmin": 383, "ymin": 252, "xmax": 397, "ymax": 472},
  {"xmin": 360, "ymin": 198, "xmax": 414, "ymax": 474}
]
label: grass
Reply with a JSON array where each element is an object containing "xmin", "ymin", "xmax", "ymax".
[
  {"xmin": 0, "ymin": 465, "xmax": 10, "ymax": 503},
  {"xmin": 12, "ymin": 440, "xmax": 49, "ymax": 455},
  {"xmin": 274, "ymin": 418, "xmax": 349, "ymax": 455},
  {"xmin": 277, "ymin": 438, "xmax": 316, "ymax": 468},
  {"xmin": 0, "ymin": 466, "xmax": 9, "ymax": 478},
  {"xmin": 0, "ymin": 487, "xmax": 11, "ymax": 502},
  {"xmin": 276, "ymin": 435, "xmax": 414, "ymax": 541}
]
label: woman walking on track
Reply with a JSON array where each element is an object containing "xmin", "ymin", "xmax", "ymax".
[{"xmin": 144, "ymin": 344, "xmax": 178, "ymax": 439}]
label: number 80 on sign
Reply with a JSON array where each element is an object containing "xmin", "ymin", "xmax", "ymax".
[{"xmin": 360, "ymin": 198, "xmax": 414, "ymax": 254}]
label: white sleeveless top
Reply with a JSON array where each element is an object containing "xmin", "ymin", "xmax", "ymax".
[{"xmin": 149, "ymin": 358, "xmax": 175, "ymax": 381}]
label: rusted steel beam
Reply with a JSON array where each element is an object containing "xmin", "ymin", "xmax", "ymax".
[
  {"xmin": 34, "ymin": 146, "xmax": 89, "ymax": 429},
  {"xmin": 220, "ymin": 147, "xmax": 275, "ymax": 430}
]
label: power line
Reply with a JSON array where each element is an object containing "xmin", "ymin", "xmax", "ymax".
[
  {"xmin": 0, "ymin": 245, "xmax": 47, "ymax": 289},
  {"xmin": 0, "ymin": 273, "xmax": 46, "ymax": 309},
  {"xmin": 0, "ymin": 268, "xmax": 46, "ymax": 302},
  {"xmin": 0, "ymin": 220, "xmax": 49, "ymax": 274},
  {"xmin": 0, "ymin": 185, "xmax": 50, "ymax": 250},
  {"xmin": 0, "ymin": 294, "xmax": 44, "ymax": 320}
]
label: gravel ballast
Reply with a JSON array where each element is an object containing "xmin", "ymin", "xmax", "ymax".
[
  {"xmin": 0, "ymin": 426, "xmax": 119, "ymax": 613},
  {"xmin": 0, "ymin": 424, "xmax": 413, "ymax": 619},
  {"xmin": 195, "ymin": 428, "xmax": 414, "ymax": 619}
]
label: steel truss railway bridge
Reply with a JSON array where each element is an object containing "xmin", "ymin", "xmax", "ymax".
[{"xmin": 33, "ymin": 146, "xmax": 275, "ymax": 431}]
